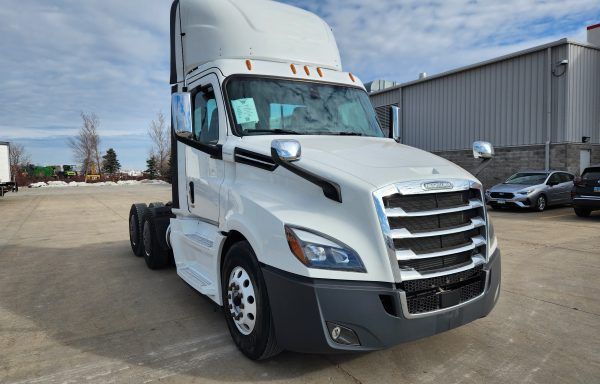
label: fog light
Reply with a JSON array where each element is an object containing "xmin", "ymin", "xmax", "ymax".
[{"xmin": 326, "ymin": 322, "xmax": 360, "ymax": 346}]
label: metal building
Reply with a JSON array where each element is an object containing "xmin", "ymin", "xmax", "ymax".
[{"xmin": 370, "ymin": 27, "xmax": 600, "ymax": 187}]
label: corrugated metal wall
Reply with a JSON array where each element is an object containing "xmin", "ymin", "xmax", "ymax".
[
  {"xmin": 566, "ymin": 44, "xmax": 600, "ymax": 144},
  {"xmin": 369, "ymin": 42, "xmax": 600, "ymax": 151}
]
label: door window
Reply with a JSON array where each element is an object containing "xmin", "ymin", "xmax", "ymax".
[
  {"xmin": 547, "ymin": 173, "xmax": 561, "ymax": 185},
  {"xmin": 193, "ymin": 87, "xmax": 219, "ymax": 145},
  {"xmin": 559, "ymin": 173, "xmax": 573, "ymax": 183}
]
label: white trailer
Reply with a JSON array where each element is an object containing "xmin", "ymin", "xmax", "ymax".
[
  {"xmin": 128, "ymin": 0, "xmax": 501, "ymax": 360},
  {"xmin": 0, "ymin": 142, "xmax": 17, "ymax": 197}
]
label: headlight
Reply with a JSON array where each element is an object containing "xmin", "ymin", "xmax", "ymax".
[
  {"xmin": 516, "ymin": 189, "xmax": 533, "ymax": 195},
  {"xmin": 284, "ymin": 226, "xmax": 366, "ymax": 272}
]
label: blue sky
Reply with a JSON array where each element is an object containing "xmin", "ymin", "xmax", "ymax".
[{"xmin": 1, "ymin": 0, "xmax": 599, "ymax": 170}]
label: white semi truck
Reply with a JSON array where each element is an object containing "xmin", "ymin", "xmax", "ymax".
[
  {"xmin": 0, "ymin": 142, "xmax": 17, "ymax": 197},
  {"xmin": 128, "ymin": 0, "xmax": 501, "ymax": 360}
]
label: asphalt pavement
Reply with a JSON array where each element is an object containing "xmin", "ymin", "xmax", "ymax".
[{"xmin": 1, "ymin": 185, "xmax": 599, "ymax": 383}]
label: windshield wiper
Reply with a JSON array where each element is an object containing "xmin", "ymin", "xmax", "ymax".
[
  {"xmin": 311, "ymin": 131, "xmax": 363, "ymax": 136},
  {"xmin": 243, "ymin": 129, "xmax": 302, "ymax": 135}
]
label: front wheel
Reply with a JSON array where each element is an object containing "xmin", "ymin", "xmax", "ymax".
[
  {"xmin": 222, "ymin": 241, "xmax": 280, "ymax": 360},
  {"xmin": 534, "ymin": 195, "xmax": 547, "ymax": 212}
]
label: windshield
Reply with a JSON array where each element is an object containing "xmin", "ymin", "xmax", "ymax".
[
  {"xmin": 225, "ymin": 77, "xmax": 384, "ymax": 137},
  {"xmin": 505, "ymin": 172, "xmax": 548, "ymax": 185}
]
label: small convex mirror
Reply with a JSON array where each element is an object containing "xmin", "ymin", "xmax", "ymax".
[
  {"xmin": 171, "ymin": 92, "xmax": 192, "ymax": 135},
  {"xmin": 473, "ymin": 141, "xmax": 494, "ymax": 159},
  {"xmin": 271, "ymin": 139, "xmax": 301, "ymax": 162}
]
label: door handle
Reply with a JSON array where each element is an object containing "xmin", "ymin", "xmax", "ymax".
[{"xmin": 189, "ymin": 181, "xmax": 195, "ymax": 204}]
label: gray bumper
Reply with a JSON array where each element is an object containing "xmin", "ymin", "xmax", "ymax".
[
  {"xmin": 263, "ymin": 249, "xmax": 501, "ymax": 354},
  {"xmin": 486, "ymin": 195, "xmax": 532, "ymax": 208}
]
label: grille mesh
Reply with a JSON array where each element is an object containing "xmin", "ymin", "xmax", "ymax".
[
  {"xmin": 490, "ymin": 192, "xmax": 514, "ymax": 199},
  {"xmin": 404, "ymin": 271, "xmax": 486, "ymax": 314},
  {"xmin": 399, "ymin": 265, "xmax": 483, "ymax": 293},
  {"xmin": 398, "ymin": 250, "xmax": 474, "ymax": 272},
  {"xmin": 383, "ymin": 190, "xmax": 477, "ymax": 212},
  {"xmin": 394, "ymin": 228, "xmax": 481, "ymax": 254},
  {"xmin": 388, "ymin": 209, "xmax": 478, "ymax": 232}
]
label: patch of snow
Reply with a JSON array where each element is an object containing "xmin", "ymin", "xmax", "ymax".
[{"xmin": 28, "ymin": 179, "xmax": 169, "ymax": 188}]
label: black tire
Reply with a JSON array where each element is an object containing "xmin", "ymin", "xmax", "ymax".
[
  {"xmin": 142, "ymin": 211, "xmax": 171, "ymax": 270},
  {"xmin": 534, "ymin": 195, "xmax": 547, "ymax": 212},
  {"xmin": 574, "ymin": 207, "xmax": 592, "ymax": 217},
  {"xmin": 129, "ymin": 203, "xmax": 148, "ymax": 257},
  {"xmin": 148, "ymin": 202, "xmax": 165, "ymax": 208},
  {"xmin": 221, "ymin": 241, "xmax": 281, "ymax": 360}
]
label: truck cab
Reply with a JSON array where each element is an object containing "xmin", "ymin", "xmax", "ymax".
[{"xmin": 128, "ymin": 0, "xmax": 501, "ymax": 360}]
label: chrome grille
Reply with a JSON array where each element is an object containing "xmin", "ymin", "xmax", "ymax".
[{"xmin": 374, "ymin": 179, "xmax": 488, "ymax": 284}]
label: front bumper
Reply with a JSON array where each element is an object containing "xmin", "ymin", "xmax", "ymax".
[
  {"xmin": 263, "ymin": 248, "xmax": 501, "ymax": 353},
  {"xmin": 486, "ymin": 194, "xmax": 532, "ymax": 208}
]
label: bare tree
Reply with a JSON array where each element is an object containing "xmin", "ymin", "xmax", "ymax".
[
  {"xmin": 68, "ymin": 112, "xmax": 102, "ymax": 175},
  {"xmin": 148, "ymin": 112, "xmax": 170, "ymax": 176},
  {"xmin": 8, "ymin": 143, "xmax": 30, "ymax": 175}
]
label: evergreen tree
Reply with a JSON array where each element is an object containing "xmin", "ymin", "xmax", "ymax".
[
  {"xmin": 145, "ymin": 156, "xmax": 158, "ymax": 179},
  {"xmin": 101, "ymin": 148, "xmax": 121, "ymax": 175}
]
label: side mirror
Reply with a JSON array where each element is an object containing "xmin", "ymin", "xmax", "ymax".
[
  {"xmin": 271, "ymin": 139, "xmax": 301, "ymax": 162},
  {"xmin": 171, "ymin": 92, "xmax": 193, "ymax": 135},
  {"xmin": 473, "ymin": 141, "xmax": 494, "ymax": 159},
  {"xmin": 391, "ymin": 106, "xmax": 401, "ymax": 143}
]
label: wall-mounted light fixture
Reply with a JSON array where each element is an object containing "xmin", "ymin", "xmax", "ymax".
[{"xmin": 552, "ymin": 59, "xmax": 569, "ymax": 77}]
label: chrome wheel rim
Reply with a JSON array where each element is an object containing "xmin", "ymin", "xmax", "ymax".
[
  {"xmin": 227, "ymin": 266, "xmax": 257, "ymax": 335},
  {"xmin": 538, "ymin": 197, "xmax": 546, "ymax": 210}
]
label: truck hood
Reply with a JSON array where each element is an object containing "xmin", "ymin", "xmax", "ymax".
[{"xmin": 236, "ymin": 136, "xmax": 476, "ymax": 188}]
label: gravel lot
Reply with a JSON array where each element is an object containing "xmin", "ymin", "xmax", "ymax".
[{"xmin": 1, "ymin": 185, "xmax": 599, "ymax": 383}]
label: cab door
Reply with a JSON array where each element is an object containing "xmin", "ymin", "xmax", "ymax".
[{"xmin": 185, "ymin": 74, "xmax": 225, "ymax": 224}]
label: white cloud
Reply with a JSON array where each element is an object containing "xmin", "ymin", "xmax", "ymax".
[{"xmin": 288, "ymin": 0, "xmax": 599, "ymax": 82}]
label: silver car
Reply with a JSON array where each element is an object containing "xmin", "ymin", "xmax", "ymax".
[{"xmin": 485, "ymin": 170, "xmax": 574, "ymax": 211}]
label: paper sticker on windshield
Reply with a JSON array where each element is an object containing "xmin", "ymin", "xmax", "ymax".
[{"xmin": 231, "ymin": 98, "xmax": 259, "ymax": 125}]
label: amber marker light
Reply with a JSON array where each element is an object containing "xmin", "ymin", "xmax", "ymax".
[
  {"xmin": 245, "ymin": 59, "xmax": 252, "ymax": 70},
  {"xmin": 304, "ymin": 65, "xmax": 310, "ymax": 75},
  {"xmin": 290, "ymin": 63, "xmax": 297, "ymax": 74},
  {"xmin": 317, "ymin": 67, "xmax": 324, "ymax": 77},
  {"xmin": 285, "ymin": 226, "xmax": 309, "ymax": 266},
  {"xmin": 349, "ymin": 72, "xmax": 355, "ymax": 82}
]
